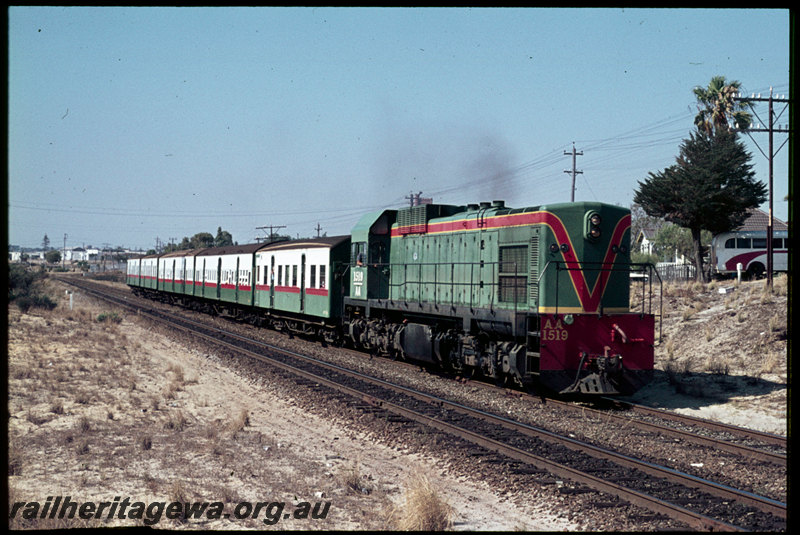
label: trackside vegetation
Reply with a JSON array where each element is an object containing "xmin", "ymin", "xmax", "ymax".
[{"xmin": 8, "ymin": 264, "xmax": 57, "ymax": 312}]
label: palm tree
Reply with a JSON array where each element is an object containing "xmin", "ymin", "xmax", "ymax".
[{"xmin": 693, "ymin": 76, "xmax": 752, "ymax": 135}]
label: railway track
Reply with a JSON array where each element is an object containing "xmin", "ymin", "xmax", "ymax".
[{"xmin": 57, "ymin": 276, "xmax": 787, "ymax": 531}]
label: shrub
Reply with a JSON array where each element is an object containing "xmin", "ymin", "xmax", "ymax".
[
  {"xmin": 387, "ymin": 472, "xmax": 454, "ymax": 531},
  {"xmin": 96, "ymin": 312, "xmax": 122, "ymax": 324},
  {"xmin": 8, "ymin": 265, "xmax": 57, "ymax": 311}
]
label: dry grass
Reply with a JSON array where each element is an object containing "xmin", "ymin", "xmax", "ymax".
[
  {"xmin": 386, "ymin": 471, "xmax": 454, "ymax": 531},
  {"xmin": 8, "ymin": 277, "xmax": 404, "ymax": 530},
  {"xmin": 226, "ymin": 407, "xmax": 250, "ymax": 436},
  {"xmin": 339, "ymin": 461, "xmax": 373, "ymax": 496},
  {"xmin": 650, "ymin": 274, "xmax": 788, "ymax": 404}
]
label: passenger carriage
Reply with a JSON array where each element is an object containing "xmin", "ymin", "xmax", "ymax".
[{"xmin": 255, "ymin": 236, "xmax": 350, "ymax": 321}]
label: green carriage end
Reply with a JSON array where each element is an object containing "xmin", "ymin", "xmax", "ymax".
[{"xmin": 254, "ymin": 236, "xmax": 350, "ymax": 319}]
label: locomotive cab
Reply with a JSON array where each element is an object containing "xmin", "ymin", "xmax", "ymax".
[{"xmin": 347, "ymin": 209, "xmax": 396, "ymax": 301}]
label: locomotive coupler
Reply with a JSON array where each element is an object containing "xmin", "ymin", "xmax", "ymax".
[{"xmin": 560, "ymin": 350, "xmax": 623, "ymax": 395}]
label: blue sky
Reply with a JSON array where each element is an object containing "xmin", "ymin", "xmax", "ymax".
[{"xmin": 8, "ymin": 7, "xmax": 791, "ymax": 251}]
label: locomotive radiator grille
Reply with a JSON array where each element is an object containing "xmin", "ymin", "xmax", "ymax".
[
  {"xmin": 529, "ymin": 235, "xmax": 539, "ymax": 305},
  {"xmin": 499, "ymin": 245, "xmax": 527, "ymax": 304}
]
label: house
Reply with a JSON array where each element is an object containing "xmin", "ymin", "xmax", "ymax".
[{"xmin": 634, "ymin": 227, "xmax": 659, "ymax": 255}]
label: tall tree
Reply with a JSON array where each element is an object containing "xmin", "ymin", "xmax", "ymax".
[
  {"xmin": 634, "ymin": 129, "xmax": 766, "ymax": 281},
  {"xmin": 214, "ymin": 227, "xmax": 234, "ymax": 247},
  {"xmin": 190, "ymin": 232, "xmax": 214, "ymax": 249},
  {"xmin": 42, "ymin": 234, "xmax": 50, "ymax": 251},
  {"xmin": 693, "ymin": 76, "xmax": 751, "ymax": 135}
]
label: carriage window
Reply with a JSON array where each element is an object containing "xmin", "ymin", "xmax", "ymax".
[
  {"xmin": 310, "ymin": 265, "xmax": 316, "ymax": 288},
  {"xmin": 320, "ymin": 266, "xmax": 326, "ymax": 289},
  {"xmin": 752, "ymin": 238, "xmax": 767, "ymax": 248},
  {"xmin": 292, "ymin": 265, "xmax": 298, "ymax": 287},
  {"xmin": 736, "ymin": 238, "xmax": 751, "ymax": 249},
  {"xmin": 278, "ymin": 265, "xmax": 283, "ymax": 286},
  {"xmin": 725, "ymin": 238, "xmax": 736, "ymax": 248},
  {"xmin": 773, "ymin": 238, "xmax": 784, "ymax": 249}
]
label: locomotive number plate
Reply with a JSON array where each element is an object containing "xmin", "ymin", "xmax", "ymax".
[{"xmin": 542, "ymin": 317, "xmax": 569, "ymax": 341}]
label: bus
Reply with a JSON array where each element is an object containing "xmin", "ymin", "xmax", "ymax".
[{"xmin": 710, "ymin": 229, "xmax": 789, "ymax": 278}]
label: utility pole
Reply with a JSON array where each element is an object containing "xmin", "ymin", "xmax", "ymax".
[
  {"xmin": 405, "ymin": 191, "xmax": 422, "ymax": 207},
  {"xmin": 564, "ymin": 142, "xmax": 583, "ymax": 202},
  {"xmin": 62, "ymin": 233, "xmax": 67, "ymax": 270},
  {"xmin": 315, "ymin": 223, "xmax": 323, "ymax": 237},
  {"xmin": 405, "ymin": 191, "xmax": 432, "ymax": 207},
  {"xmin": 733, "ymin": 87, "xmax": 790, "ymax": 288},
  {"xmin": 256, "ymin": 225, "xmax": 286, "ymax": 242}
]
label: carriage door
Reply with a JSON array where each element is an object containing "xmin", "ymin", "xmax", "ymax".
[
  {"xmin": 235, "ymin": 257, "xmax": 240, "ymax": 303},
  {"xmin": 200, "ymin": 258, "xmax": 206, "ymax": 297},
  {"xmin": 300, "ymin": 254, "xmax": 306, "ymax": 312},
  {"xmin": 180, "ymin": 258, "xmax": 186, "ymax": 294},
  {"xmin": 270, "ymin": 256, "xmax": 275, "ymax": 308},
  {"xmin": 216, "ymin": 258, "xmax": 222, "ymax": 300}
]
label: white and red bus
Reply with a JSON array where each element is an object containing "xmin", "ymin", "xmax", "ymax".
[{"xmin": 710, "ymin": 229, "xmax": 789, "ymax": 278}]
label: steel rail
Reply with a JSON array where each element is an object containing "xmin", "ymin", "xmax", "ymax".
[{"xmin": 601, "ymin": 397, "xmax": 787, "ymax": 448}]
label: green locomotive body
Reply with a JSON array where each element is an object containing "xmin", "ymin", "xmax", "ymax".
[{"xmin": 344, "ymin": 200, "xmax": 655, "ymax": 394}]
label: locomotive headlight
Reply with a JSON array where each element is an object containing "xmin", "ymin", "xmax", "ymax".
[{"xmin": 584, "ymin": 211, "xmax": 602, "ymax": 241}]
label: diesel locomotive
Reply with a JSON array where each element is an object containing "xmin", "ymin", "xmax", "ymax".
[{"xmin": 127, "ymin": 200, "xmax": 659, "ymax": 396}]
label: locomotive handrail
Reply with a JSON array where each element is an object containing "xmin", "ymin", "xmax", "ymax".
[
  {"xmin": 537, "ymin": 260, "xmax": 663, "ymax": 341},
  {"xmin": 352, "ymin": 259, "xmax": 661, "ymax": 342},
  {"xmin": 358, "ymin": 260, "xmax": 525, "ymax": 312}
]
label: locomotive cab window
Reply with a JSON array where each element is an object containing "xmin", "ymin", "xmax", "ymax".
[{"xmin": 352, "ymin": 242, "xmax": 367, "ymax": 265}]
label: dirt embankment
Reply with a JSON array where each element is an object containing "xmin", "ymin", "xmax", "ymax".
[{"xmin": 626, "ymin": 275, "xmax": 788, "ymax": 434}]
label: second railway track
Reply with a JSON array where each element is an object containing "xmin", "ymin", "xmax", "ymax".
[{"xmin": 59, "ymin": 276, "xmax": 788, "ymax": 532}]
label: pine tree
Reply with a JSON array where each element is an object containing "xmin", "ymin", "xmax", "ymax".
[{"xmin": 634, "ymin": 129, "xmax": 766, "ymax": 280}]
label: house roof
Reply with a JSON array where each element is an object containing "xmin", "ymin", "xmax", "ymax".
[
  {"xmin": 638, "ymin": 227, "xmax": 659, "ymax": 240},
  {"xmin": 737, "ymin": 209, "xmax": 788, "ymax": 232}
]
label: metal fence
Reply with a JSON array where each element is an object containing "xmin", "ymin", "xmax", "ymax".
[{"xmin": 655, "ymin": 262, "xmax": 696, "ymax": 281}]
